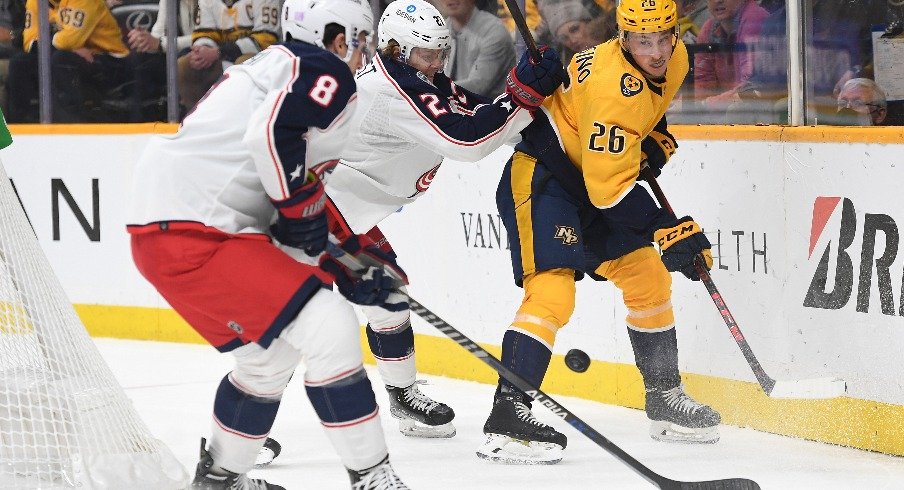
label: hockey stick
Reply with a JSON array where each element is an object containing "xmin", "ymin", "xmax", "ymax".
[
  {"xmin": 502, "ymin": 0, "xmax": 571, "ymax": 89},
  {"xmin": 502, "ymin": 0, "xmax": 541, "ymax": 62},
  {"xmin": 639, "ymin": 166, "xmax": 846, "ymax": 399},
  {"xmin": 325, "ymin": 242, "xmax": 759, "ymax": 490}
]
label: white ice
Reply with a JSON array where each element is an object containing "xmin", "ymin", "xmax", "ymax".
[{"xmin": 96, "ymin": 338, "xmax": 904, "ymax": 490}]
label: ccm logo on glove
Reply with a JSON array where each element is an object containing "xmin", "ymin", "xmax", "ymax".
[
  {"xmin": 656, "ymin": 221, "xmax": 699, "ymax": 247},
  {"xmin": 654, "ymin": 216, "xmax": 713, "ymax": 281}
]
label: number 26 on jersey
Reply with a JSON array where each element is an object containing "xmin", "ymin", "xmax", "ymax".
[{"xmin": 588, "ymin": 122, "xmax": 626, "ymax": 154}]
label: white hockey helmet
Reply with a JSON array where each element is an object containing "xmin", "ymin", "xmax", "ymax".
[
  {"xmin": 377, "ymin": 0, "xmax": 452, "ymax": 62},
  {"xmin": 282, "ymin": 0, "xmax": 374, "ymax": 49}
]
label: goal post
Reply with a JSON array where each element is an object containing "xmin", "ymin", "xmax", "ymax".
[{"xmin": 0, "ymin": 158, "xmax": 189, "ymax": 489}]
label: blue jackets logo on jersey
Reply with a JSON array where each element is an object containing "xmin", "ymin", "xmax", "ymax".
[{"xmin": 621, "ymin": 73, "xmax": 643, "ymax": 97}]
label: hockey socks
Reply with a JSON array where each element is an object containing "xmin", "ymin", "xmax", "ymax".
[
  {"xmin": 626, "ymin": 326, "xmax": 681, "ymax": 391},
  {"xmin": 498, "ymin": 329, "xmax": 552, "ymax": 400},
  {"xmin": 305, "ymin": 368, "xmax": 388, "ymax": 471},
  {"xmin": 366, "ymin": 323, "xmax": 415, "ymax": 388},
  {"xmin": 210, "ymin": 374, "xmax": 281, "ymax": 474},
  {"xmin": 627, "ymin": 327, "xmax": 720, "ymax": 443}
]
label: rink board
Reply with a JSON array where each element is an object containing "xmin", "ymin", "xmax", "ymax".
[{"xmin": 3, "ymin": 124, "xmax": 904, "ymax": 456}]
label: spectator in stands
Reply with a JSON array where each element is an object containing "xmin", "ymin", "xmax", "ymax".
[
  {"xmin": 676, "ymin": 0, "xmax": 710, "ymax": 44},
  {"xmin": 540, "ymin": 0, "xmax": 614, "ymax": 62},
  {"xmin": 694, "ymin": 0, "xmax": 769, "ymax": 118},
  {"xmin": 439, "ymin": 0, "xmax": 514, "ymax": 97},
  {"xmin": 497, "ymin": 0, "xmax": 541, "ymax": 42},
  {"xmin": 177, "ymin": 0, "xmax": 279, "ymax": 111},
  {"xmin": 734, "ymin": 1, "xmax": 902, "ymax": 124},
  {"xmin": 127, "ymin": 0, "xmax": 195, "ymax": 121},
  {"xmin": 810, "ymin": 0, "xmax": 903, "ymax": 97},
  {"xmin": 7, "ymin": 0, "xmax": 131, "ymax": 122},
  {"xmin": 0, "ymin": 0, "xmax": 25, "ymax": 114},
  {"xmin": 836, "ymin": 77, "xmax": 888, "ymax": 126}
]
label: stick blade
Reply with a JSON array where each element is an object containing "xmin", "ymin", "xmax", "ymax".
[
  {"xmin": 768, "ymin": 377, "xmax": 846, "ymax": 399},
  {"xmin": 676, "ymin": 478, "xmax": 761, "ymax": 490},
  {"xmin": 659, "ymin": 477, "xmax": 760, "ymax": 490}
]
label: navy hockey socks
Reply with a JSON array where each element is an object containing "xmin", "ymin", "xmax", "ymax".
[
  {"xmin": 305, "ymin": 368, "xmax": 378, "ymax": 425},
  {"xmin": 366, "ymin": 324, "xmax": 414, "ymax": 363},
  {"xmin": 498, "ymin": 330, "xmax": 552, "ymax": 403},
  {"xmin": 213, "ymin": 375, "xmax": 281, "ymax": 438}
]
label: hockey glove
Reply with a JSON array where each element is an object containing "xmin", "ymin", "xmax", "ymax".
[
  {"xmin": 505, "ymin": 46, "xmax": 567, "ymax": 110},
  {"xmin": 270, "ymin": 171, "xmax": 328, "ymax": 256},
  {"xmin": 335, "ymin": 234, "xmax": 409, "ymax": 285},
  {"xmin": 320, "ymin": 259, "xmax": 408, "ymax": 311},
  {"xmin": 653, "ymin": 216, "xmax": 713, "ymax": 281}
]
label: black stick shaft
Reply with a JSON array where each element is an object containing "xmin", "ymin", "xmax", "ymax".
[
  {"xmin": 502, "ymin": 0, "xmax": 541, "ymax": 61},
  {"xmin": 324, "ymin": 242, "xmax": 759, "ymax": 489},
  {"xmin": 406, "ymin": 299, "xmax": 665, "ymax": 487}
]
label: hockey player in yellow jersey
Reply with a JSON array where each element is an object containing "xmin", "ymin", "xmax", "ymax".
[
  {"xmin": 478, "ymin": 0, "xmax": 721, "ymax": 465},
  {"xmin": 177, "ymin": 0, "xmax": 280, "ymax": 110},
  {"xmin": 8, "ymin": 0, "xmax": 130, "ymax": 122}
]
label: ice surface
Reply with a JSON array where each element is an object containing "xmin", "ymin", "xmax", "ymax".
[{"xmin": 95, "ymin": 339, "xmax": 904, "ymax": 490}]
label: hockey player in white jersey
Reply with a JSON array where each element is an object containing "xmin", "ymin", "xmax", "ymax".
[
  {"xmin": 127, "ymin": 0, "xmax": 412, "ymax": 488},
  {"xmin": 306, "ymin": 0, "xmax": 568, "ymax": 440}
]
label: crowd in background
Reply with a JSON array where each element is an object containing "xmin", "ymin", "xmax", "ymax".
[{"xmin": 1, "ymin": 0, "xmax": 902, "ymax": 125}]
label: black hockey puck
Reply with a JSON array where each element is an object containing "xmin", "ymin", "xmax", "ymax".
[{"xmin": 564, "ymin": 348, "xmax": 591, "ymax": 373}]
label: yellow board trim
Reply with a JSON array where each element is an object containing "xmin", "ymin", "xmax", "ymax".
[
  {"xmin": 8, "ymin": 123, "xmax": 180, "ymax": 135},
  {"xmin": 75, "ymin": 304, "xmax": 904, "ymax": 456},
  {"xmin": 8, "ymin": 123, "xmax": 904, "ymax": 143},
  {"xmin": 671, "ymin": 124, "xmax": 904, "ymax": 144}
]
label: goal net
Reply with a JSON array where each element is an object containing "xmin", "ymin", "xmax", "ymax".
[{"xmin": 0, "ymin": 160, "xmax": 188, "ymax": 489}]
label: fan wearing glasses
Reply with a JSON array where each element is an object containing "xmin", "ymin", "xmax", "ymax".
[{"xmin": 836, "ymin": 77, "xmax": 888, "ymax": 126}]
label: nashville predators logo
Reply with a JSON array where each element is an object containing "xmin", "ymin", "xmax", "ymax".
[
  {"xmin": 554, "ymin": 225, "xmax": 580, "ymax": 245},
  {"xmin": 620, "ymin": 73, "xmax": 643, "ymax": 97}
]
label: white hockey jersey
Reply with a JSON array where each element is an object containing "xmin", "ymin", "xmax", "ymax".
[
  {"xmin": 128, "ymin": 43, "xmax": 357, "ymax": 235},
  {"xmin": 324, "ymin": 53, "xmax": 534, "ymax": 234}
]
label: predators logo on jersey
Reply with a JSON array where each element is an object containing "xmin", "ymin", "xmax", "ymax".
[
  {"xmin": 620, "ymin": 73, "xmax": 643, "ymax": 97},
  {"xmin": 554, "ymin": 225, "xmax": 580, "ymax": 245}
]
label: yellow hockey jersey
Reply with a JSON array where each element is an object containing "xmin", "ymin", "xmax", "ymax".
[
  {"xmin": 23, "ymin": 0, "xmax": 128, "ymax": 56},
  {"xmin": 191, "ymin": 0, "xmax": 279, "ymax": 61},
  {"xmin": 538, "ymin": 39, "xmax": 688, "ymax": 209}
]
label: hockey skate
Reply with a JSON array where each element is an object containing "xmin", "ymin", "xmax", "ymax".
[
  {"xmin": 646, "ymin": 385, "xmax": 721, "ymax": 444},
  {"xmin": 253, "ymin": 437, "xmax": 282, "ymax": 468},
  {"xmin": 386, "ymin": 380, "xmax": 456, "ymax": 438},
  {"xmin": 348, "ymin": 455, "xmax": 410, "ymax": 490},
  {"xmin": 476, "ymin": 392, "xmax": 567, "ymax": 465},
  {"xmin": 192, "ymin": 438, "xmax": 285, "ymax": 490}
]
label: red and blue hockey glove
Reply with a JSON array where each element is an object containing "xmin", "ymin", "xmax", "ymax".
[
  {"xmin": 334, "ymin": 234, "xmax": 409, "ymax": 285},
  {"xmin": 270, "ymin": 171, "xmax": 328, "ymax": 256},
  {"xmin": 654, "ymin": 216, "xmax": 713, "ymax": 281},
  {"xmin": 505, "ymin": 46, "xmax": 567, "ymax": 110},
  {"xmin": 320, "ymin": 261, "xmax": 402, "ymax": 308}
]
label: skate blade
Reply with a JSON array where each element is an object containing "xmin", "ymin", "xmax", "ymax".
[
  {"xmin": 397, "ymin": 417, "xmax": 456, "ymax": 438},
  {"xmin": 475, "ymin": 434, "xmax": 563, "ymax": 465},
  {"xmin": 649, "ymin": 420, "xmax": 720, "ymax": 444},
  {"xmin": 253, "ymin": 447, "xmax": 276, "ymax": 468},
  {"xmin": 253, "ymin": 438, "xmax": 281, "ymax": 468}
]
